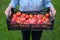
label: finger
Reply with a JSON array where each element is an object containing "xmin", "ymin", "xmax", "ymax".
[
  {"xmin": 8, "ymin": 11, "xmax": 11, "ymax": 16},
  {"xmin": 4, "ymin": 11, "xmax": 8, "ymax": 16},
  {"xmin": 49, "ymin": 11, "xmax": 54, "ymax": 16},
  {"xmin": 53, "ymin": 9, "xmax": 56, "ymax": 16},
  {"xmin": 5, "ymin": 10, "xmax": 10, "ymax": 17}
]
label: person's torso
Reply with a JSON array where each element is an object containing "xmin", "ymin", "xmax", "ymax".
[{"xmin": 19, "ymin": 0, "xmax": 44, "ymax": 11}]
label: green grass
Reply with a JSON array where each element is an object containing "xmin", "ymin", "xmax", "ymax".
[{"xmin": 0, "ymin": 0, "xmax": 60, "ymax": 40}]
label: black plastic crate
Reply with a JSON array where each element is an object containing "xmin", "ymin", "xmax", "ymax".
[{"xmin": 6, "ymin": 7, "xmax": 55, "ymax": 31}]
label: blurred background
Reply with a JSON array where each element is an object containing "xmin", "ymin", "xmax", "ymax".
[{"xmin": 0, "ymin": 0, "xmax": 60, "ymax": 40}]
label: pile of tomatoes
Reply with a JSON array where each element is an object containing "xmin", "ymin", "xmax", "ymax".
[{"xmin": 11, "ymin": 11, "xmax": 50, "ymax": 25}]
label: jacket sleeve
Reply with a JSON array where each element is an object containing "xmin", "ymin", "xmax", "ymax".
[
  {"xmin": 9, "ymin": 0, "xmax": 19, "ymax": 8},
  {"xmin": 44, "ymin": 0, "xmax": 54, "ymax": 8}
]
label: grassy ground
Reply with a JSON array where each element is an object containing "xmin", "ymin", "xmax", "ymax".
[{"xmin": 0, "ymin": 0, "xmax": 60, "ymax": 40}]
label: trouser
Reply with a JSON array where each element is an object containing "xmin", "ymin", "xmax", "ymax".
[{"xmin": 21, "ymin": 30, "xmax": 43, "ymax": 40}]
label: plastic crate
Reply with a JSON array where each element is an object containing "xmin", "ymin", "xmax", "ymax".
[{"xmin": 6, "ymin": 7, "xmax": 55, "ymax": 31}]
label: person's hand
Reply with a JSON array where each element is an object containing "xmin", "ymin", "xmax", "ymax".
[
  {"xmin": 4, "ymin": 5, "xmax": 13, "ymax": 17},
  {"xmin": 50, "ymin": 7, "xmax": 56, "ymax": 16}
]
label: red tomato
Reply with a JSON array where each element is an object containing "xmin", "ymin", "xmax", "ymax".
[
  {"xmin": 11, "ymin": 18, "xmax": 16, "ymax": 24},
  {"xmin": 37, "ymin": 19, "xmax": 44, "ymax": 25},
  {"xmin": 45, "ymin": 18, "xmax": 50, "ymax": 24},
  {"xmin": 28, "ymin": 18, "xmax": 37, "ymax": 24},
  {"xmin": 13, "ymin": 14, "xmax": 17, "ymax": 18},
  {"xmin": 22, "ymin": 13, "xmax": 26, "ymax": 17},
  {"xmin": 33, "ymin": 15, "xmax": 37, "ymax": 19},
  {"xmin": 16, "ymin": 17, "xmax": 21, "ymax": 24},
  {"xmin": 37, "ymin": 14, "xmax": 43, "ymax": 19},
  {"xmin": 24, "ymin": 20, "xmax": 29, "ymax": 24},
  {"xmin": 25, "ymin": 15, "xmax": 30, "ymax": 19},
  {"xmin": 43, "ymin": 16, "xmax": 46, "ymax": 20},
  {"xmin": 16, "ymin": 12, "xmax": 21, "ymax": 17},
  {"xmin": 29, "ymin": 14, "xmax": 33, "ymax": 18},
  {"xmin": 12, "ymin": 16, "xmax": 17, "ymax": 21},
  {"xmin": 19, "ymin": 17, "xmax": 26, "ymax": 22},
  {"xmin": 45, "ymin": 13, "xmax": 50, "ymax": 18}
]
